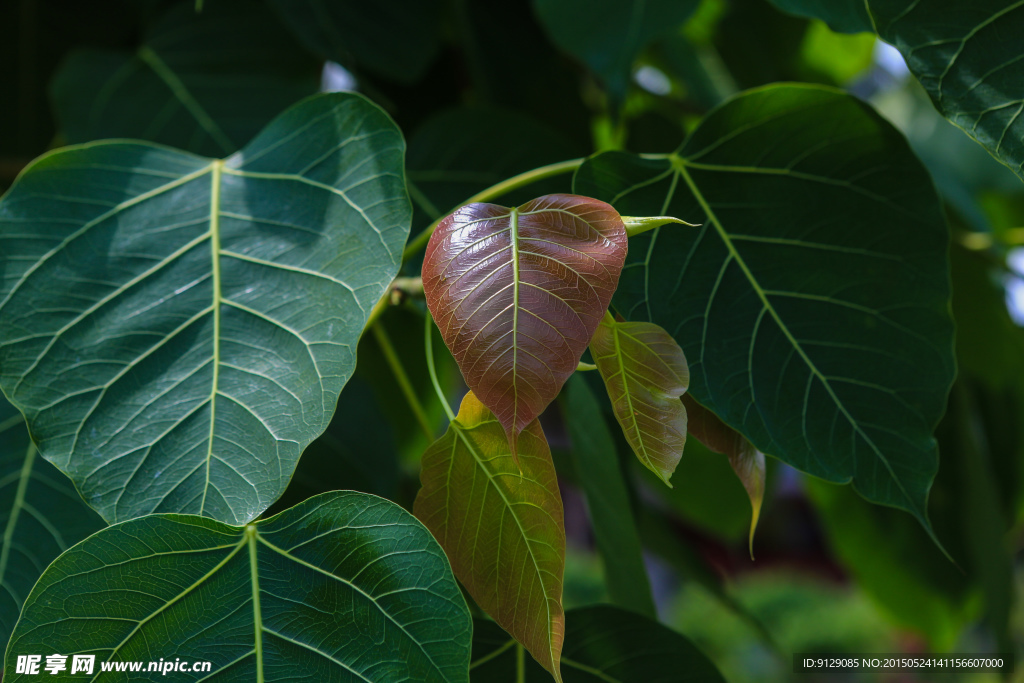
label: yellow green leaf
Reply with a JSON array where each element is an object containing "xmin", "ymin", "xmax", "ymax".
[
  {"xmin": 414, "ymin": 391, "xmax": 565, "ymax": 682},
  {"xmin": 590, "ymin": 313, "xmax": 689, "ymax": 486}
]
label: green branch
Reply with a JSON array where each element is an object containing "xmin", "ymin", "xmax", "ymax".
[{"xmin": 371, "ymin": 322, "xmax": 435, "ymax": 441}]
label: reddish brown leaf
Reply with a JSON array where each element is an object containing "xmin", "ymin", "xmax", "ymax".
[
  {"xmin": 414, "ymin": 391, "xmax": 566, "ymax": 681},
  {"xmin": 683, "ymin": 393, "xmax": 766, "ymax": 557},
  {"xmin": 422, "ymin": 194, "xmax": 627, "ymax": 456}
]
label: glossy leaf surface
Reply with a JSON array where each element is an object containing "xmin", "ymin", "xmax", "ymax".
[
  {"xmin": 683, "ymin": 394, "xmax": 765, "ymax": 553},
  {"xmin": 51, "ymin": 0, "xmax": 321, "ymax": 157},
  {"xmin": 0, "ymin": 397, "xmax": 105, "ymax": 649},
  {"xmin": 422, "ymin": 194, "xmax": 627, "ymax": 456},
  {"xmin": 870, "ymin": 0, "xmax": 1024, "ymax": 181},
  {"xmin": 5, "ymin": 491, "xmax": 471, "ymax": 682},
  {"xmin": 414, "ymin": 391, "xmax": 565, "ymax": 681},
  {"xmin": 767, "ymin": 0, "xmax": 873, "ymax": 33},
  {"xmin": 590, "ymin": 314, "xmax": 689, "ymax": 485},
  {"xmin": 268, "ymin": 0, "xmax": 442, "ymax": 83},
  {"xmin": 575, "ymin": 84, "xmax": 954, "ymax": 528},
  {"xmin": 0, "ymin": 92, "xmax": 410, "ymax": 524},
  {"xmin": 470, "ymin": 605, "xmax": 725, "ymax": 682},
  {"xmin": 563, "ymin": 376, "xmax": 655, "ymax": 617},
  {"xmin": 533, "ymin": 0, "xmax": 700, "ymax": 102}
]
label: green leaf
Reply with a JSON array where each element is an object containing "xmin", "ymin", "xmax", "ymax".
[
  {"xmin": 414, "ymin": 391, "xmax": 566, "ymax": 682},
  {"xmin": 590, "ymin": 314, "xmax": 689, "ymax": 485},
  {"xmin": 470, "ymin": 605, "xmax": 726, "ymax": 682},
  {"xmin": 51, "ymin": 0, "xmax": 321, "ymax": 157},
  {"xmin": 563, "ymin": 375, "xmax": 655, "ymax": 617},
  {"xmin": 267, "ymin": 0, "xmax": 443, "ymax": 83},
  {"xmin": 422, "ymin": 195, "xmax": 627, "ymax": 456},
  {"xmin": 574, "ymin": 84, "xmax": 954, "ymax": 530},
  {"xmin": 0, "ymin": 92, "xmax": 411, "ymax": 525},
  {"xmin": 0, "ymin": 397, "xmax": 105, "ymax": 650},
  {"xmin": 767, "ymin": 0, "xmax": 873, "ymax": 33},
  {"xmin": 682, "ymin": 394, "xmax": 766, "ymax": 555},
  {"xmin": 532, "ymin": 0, "xmax": 700, "ymax": 103},
  {"xmin": 4, "ymin": 491, "xmax": 472, "ymax": 682},
  {"xmin": 870, "ymin": 0, "xmax": 1024, "ymax": 181}
]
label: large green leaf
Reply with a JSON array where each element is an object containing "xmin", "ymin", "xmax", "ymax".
[
  {"xmin": 532, "ymin": 0, "xmax": 700, "ymax": 103},
  {"xmin": 0, "ymin": 397, "xmax": 104, "ymax": 650},
  {"xmin": 414, "ymin": 391, "xmax": 566, "ymax": 681},
  {"xmin": 51, "ymin": 0, "xmax": 321, "ymax": 158},
  {"xmin": 0, "ymin": 92, "xmax": 410, "ymax": 525},
  {"xmin": 767, "ymin": 0, "xmax": 873, "ymax": 33},
  {"xmin": 4, "ymin": 491, "xmax": 472, "ymax": 682},
  {"xmin": 574, "ymin": 84, "xmax": 954, "ymax": 529},
  {"xmin": 563, "ymin": 375, "xmax": 655, "ymax": 617},
  {"xmin": 869, "ymin": 0, "xmax": 1024, "ymax": 181},
  {"xmin": 267, "ymin": 0, "xmax": 443, "ymax": 83},
  {"xmin": 470, "ymin": 605, "xmax": 725, "ymax": 682}
]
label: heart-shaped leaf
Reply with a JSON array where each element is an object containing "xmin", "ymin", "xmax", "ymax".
[
  {"xmin": 4, "ymin": 491, "xmax": 472, "ymax": 682},
  {"xmin": 574, "ymin": 84, "xmax": 954, "ymax": 532},
  {"xmin": 470, "ymin": 605, "xmax": 725, "ymax": 682},
  {"xmin": 0, "ymin": 92, "xmax": 410, "ymax": 525},
  {"xmin": 869, "ymin": 0, "xmax": 1024, "ymax": 182},
  {"xmin": 683, "ymin": 394, "xmax": 765, "ymax": 554},
  {"xmin": 422, "ymin": 194, "xmax": 627, "ymax": 456},
  {"xmin": 590, "ymin": 313, "xmax": 689, "ymax": 485},
  {"xmin": 563, "ymin": 376, "xmax": 655, "ymax": 617},
  {"xmin": 414, "ymin": 391, "xmax": 566, "ymax": 682},
  {"xmin": 52, "ymin": 0, "xmax": 321, "ymax": 157},
  {"xmin": 0, "ymin": 397, "xmax": 105, "ymax": 649}
]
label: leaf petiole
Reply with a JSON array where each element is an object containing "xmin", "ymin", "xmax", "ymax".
[
  {"xmin": 371, "ymin": 322, "xmax": 435, "ymax": 441},
  {"xmin": 424, "ymin": 312, "xmax": 456, "ymax": 423}
]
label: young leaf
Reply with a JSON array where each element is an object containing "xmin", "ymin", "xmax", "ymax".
[
  {"xmin": 470, "ymin": 605, "xmax": 726, "ymax": 682},
  {"xmin": 414, "ymin": 391, "xmax": 566, "ymax": 682},
  {"xmin": 870, "ymin": 0, "xmax": 1024, "ymax": 181},
  {"xmin": 51, "ymin": 0, "xmax": 321, "ymax": 157},
  {"xmin": 683, "ymin": 394, "xmax": 766, "ymax": 555},
  {"xmin": 0, "ymin": 397, "xmax": 105, "ymax": 648},
  {"xmin": 0, "ymin": 92, "xmax": 410, "ymax": 525},
  {"xmin": 590, "ymin": 313, "xmax": 689, "ymax": 486},
  {"xmin": 563, "ymin": 375, "xmax": 656, "ymax": 617},
  {"xmin": 5, "ymin": 491, "xmax": 472, "ymax": 682},
  {"xmin": 422, "ymin": 194, "xmax": 627, "ymax": 458},
  {"xmin": 575, "ymin": 84, "xmax": 954, "ymax": 534}
]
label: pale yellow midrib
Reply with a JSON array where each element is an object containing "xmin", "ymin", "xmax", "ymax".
[{"xmin": 199, "ymin": 160, "xmax": 223, "ymax": 517}]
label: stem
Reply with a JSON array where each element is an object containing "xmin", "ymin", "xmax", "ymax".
[
  {"xmin": 402, "ymin": 158, "xmax": 585, "ymax": 261},
  {"xmin": 425, "ymin": 312, "xmax": 456, "ymax": 423},
  {"xmin": 371, "ymin": 322, "xmax": 435, "ymax": 441}
]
